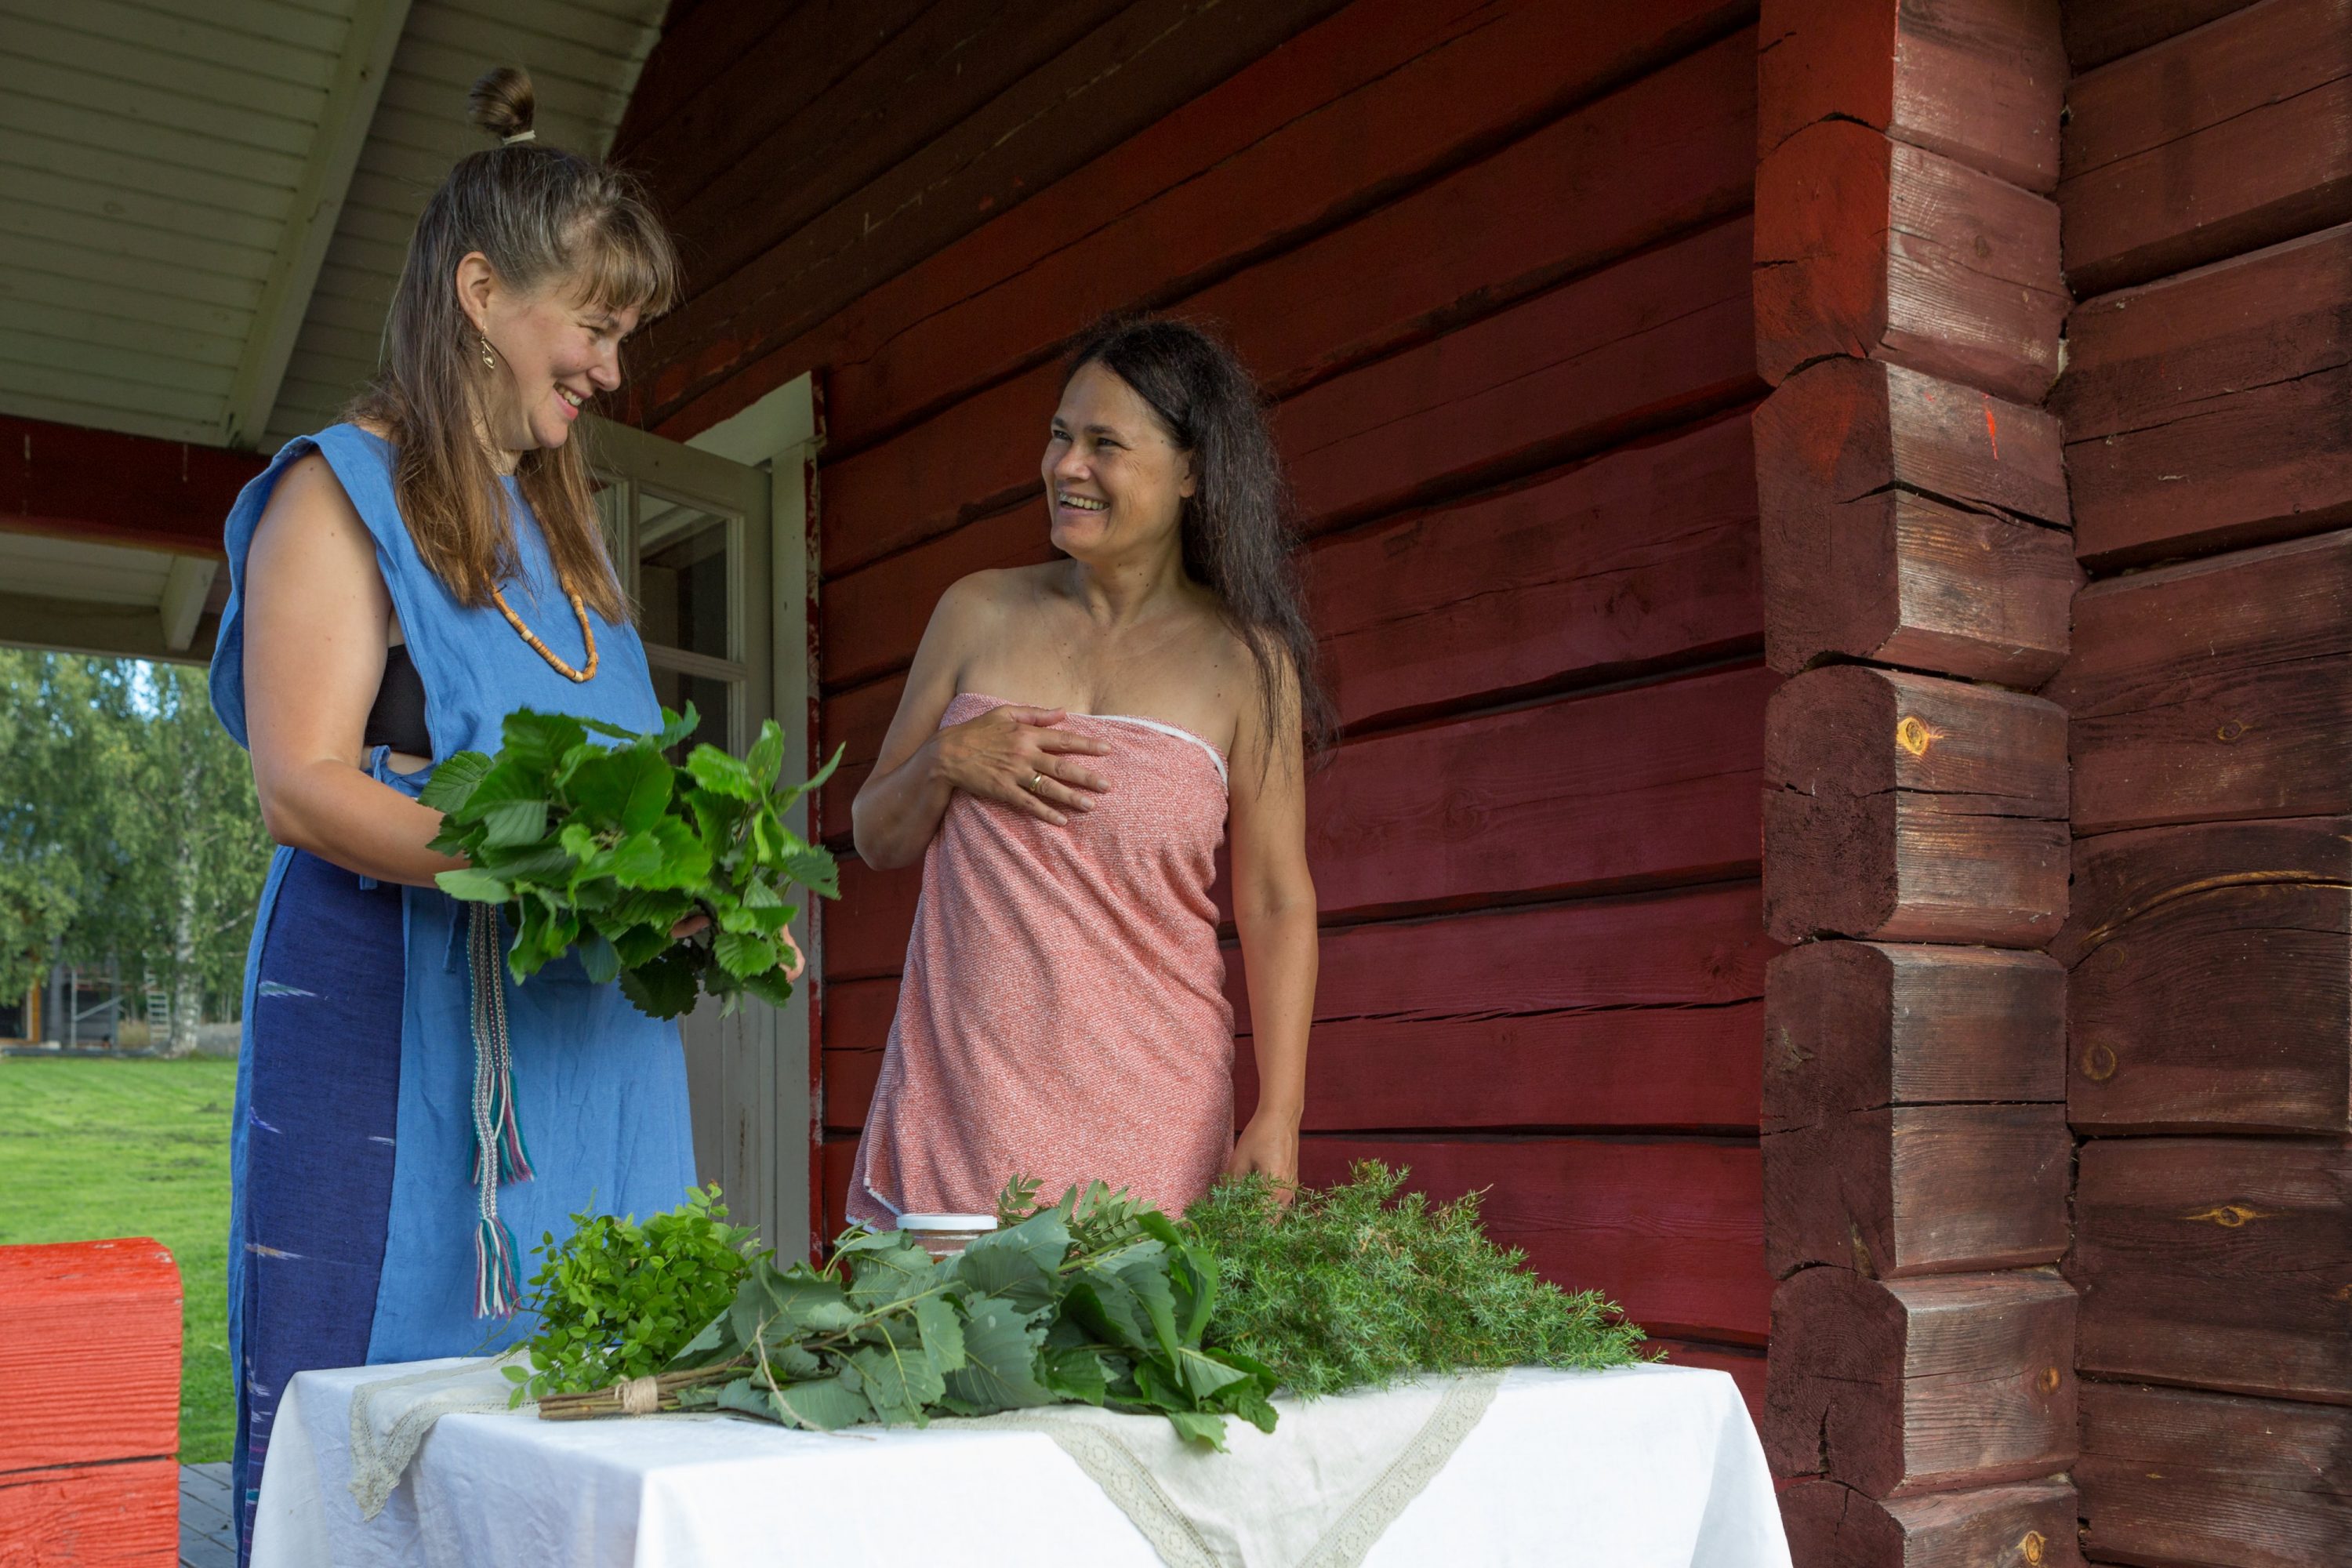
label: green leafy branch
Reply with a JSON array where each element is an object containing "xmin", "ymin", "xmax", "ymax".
[{"xmin": 419, "ymin": 703, "xmax": 840, "ymax": 1018}]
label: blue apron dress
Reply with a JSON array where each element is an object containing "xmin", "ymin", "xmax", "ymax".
[{"xmin": 209, "ymin": 425, "xmax": 699, "ymax": 1559}]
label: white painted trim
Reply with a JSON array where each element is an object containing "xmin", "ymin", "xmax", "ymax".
[
  {"xmin": 158, "ymin": 556, "xmax": 218, "ymax": 653},
  {"xmin": 224, "ymin": 0, "xmax": 412, "ymax": 448}
]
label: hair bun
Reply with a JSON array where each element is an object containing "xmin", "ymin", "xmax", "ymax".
[{"xmin": 468, "ymin": 65, "xmax": 536, "ymax": 143}]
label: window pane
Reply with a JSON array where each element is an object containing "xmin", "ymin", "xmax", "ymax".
[
  {"xmin": 648, "ymin": 667, "xmax": 731, "ymax": 757},
  {"xmin": 637, "ymin": 505, "xmax": 731, "ymax": 661}
]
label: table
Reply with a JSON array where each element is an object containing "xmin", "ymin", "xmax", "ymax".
[{"xmin": 252, "ymin": 1359, "xmax": 1791, "ymax": 1566}]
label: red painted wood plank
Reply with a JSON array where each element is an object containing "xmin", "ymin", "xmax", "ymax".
[
  {"xmin": 0, "ymin": 1239, "xmax": 180, "ymax": 1472},
  {"xmin": 815, "ymin": 29, "xmax": 1758, "ymax": 578},
  {"xmin": 1290, "ymin": 663, "xmax": 1773, "ymax": 924},
  {"xmin": 820, "ymin": 1136, "xmax": 858, "ymax": 1240},
  {"xmin": 815, "ymin": 221, "xmax": 1762, "ymax": 695},
  {"xmin": 1236, "ymin": 882, "xmax": 1773, "ymax": 1036},
  {"xmin": 826, "ymin": 883, "xmax": 1772, "ymax": 1134},
  {"xmin": 1276, "ymin": 216, "xmax": 1759, "ymax": 534},
  {"xmin": 814, "ymin": 0, "xmax": 1760, "ymax": 456},
  {"xmin": 0, "ymin": 414, "xmax": 260, "ymax": 558},
  {"xmin": 2056, "ymin": 220, "xmax": 2352, "ymax": 568},
  {"xmin": 826, "ymin": 852, "xmax": 921, "ymax": 982},
  {"xmin": 1307, "ymin": 412, "xmax": 1761, "ymax": 733},
  {"xmin": 0, "ymin": 1457, "xmax": 177, "ymax": 1565},
  {"xmin": 1301, "ymin": 1137, "xmax": 1769, "ymax": 1343},
  {"xmin": 2059, "ymin": 0, "xmax": 2352, "ymax": 296},
  {"xmin": 2063, "ymin": 2, "xmax": 2263, "ymax": 71},
  {"xmin": 632, "ymin": 0, "xmax": 1353, "ymax": 430}
]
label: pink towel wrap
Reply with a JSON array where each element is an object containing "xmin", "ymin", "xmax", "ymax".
[{"xmin": 848, "ymin": 692, "xmax": 1235, "ymax": 1225}]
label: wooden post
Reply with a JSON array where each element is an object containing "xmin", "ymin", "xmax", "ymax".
[
  {"xmin": 1754, "ymin": 1, "xmax": 2078, "ymax": 1552},
  {"xmin": 0, "ymin": 1240, "xmax": 182, "ymax": 1566}
]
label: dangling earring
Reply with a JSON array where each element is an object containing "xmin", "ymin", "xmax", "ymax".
[{"xmin": 480, "ymin": 335, "xmax": 496, "ymax": 371}]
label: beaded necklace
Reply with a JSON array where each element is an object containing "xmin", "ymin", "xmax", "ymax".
[{"xmin": 491, "ymin": 584, "xmax": 598, "ymax": 682}]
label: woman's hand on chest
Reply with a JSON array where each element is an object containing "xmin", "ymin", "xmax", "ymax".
[{"xmin": 933, "ymin": 704, "xmax": 1114, "ymax": 827}]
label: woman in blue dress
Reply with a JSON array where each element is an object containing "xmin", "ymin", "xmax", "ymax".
[{"xmin": 208, "ymin": 69, "xmax": 753, "ymax": 1559}]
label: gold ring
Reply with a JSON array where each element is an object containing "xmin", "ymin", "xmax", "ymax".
[{"xmin": 1029, "ymin": 771, "xmax": 1045, "ymax": 793}]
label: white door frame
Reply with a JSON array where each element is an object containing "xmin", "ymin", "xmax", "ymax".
[{"xmin": 584, "ymin": 375, "xmax": 819, "ymax": 1260}]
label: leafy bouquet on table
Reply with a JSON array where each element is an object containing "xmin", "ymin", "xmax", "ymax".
[
  {"xmin": 527, "ymin": 1180, "xmax": 1280, "ymax": 1450},
  {"xmin": 419, "ymin": 703, "xmax": 838, "ymax": 1019}
]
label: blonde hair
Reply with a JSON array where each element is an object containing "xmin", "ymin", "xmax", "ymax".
[{"xmin": 351, "ymin": 66, "xmax": 680, "ymax": 622}]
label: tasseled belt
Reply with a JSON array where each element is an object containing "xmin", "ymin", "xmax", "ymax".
[{"xmin": 466, "ymin": 901, "xmax": 533, "ymax": 1316}]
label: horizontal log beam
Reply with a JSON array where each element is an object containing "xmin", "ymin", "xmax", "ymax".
[
  {"xmin": 1765, "ymin": 1104, "xmax": 2070, "ymax": 1278},
  {"xmin": 2056, "ymin": 220, "xmax": 2352, "ymax": 568},
  {"xmin": 0, "ymin": 413, "xmax": 256, "ymax": 559},
  {"xmin": 2060, "ymin": 817, "xmax": 2352, "ymax": 1133},
  {"xmin": 1755, "ymin": 119, "xmax": 2066, "ymax": 402},
  {"xmin": 1274, "ymin": 216, "xmax": 1760, "ymax": 535},
  {"xmin": 1763, "ymin": 666, "xmax": 2069, "ymax": 945},
  {"xmin": 2073, "ymin": 1137, "xmax": 2352, "ymax": 1402},
  {"xmin": 1778, "ymin": 1477, "xmax": 2085, "ymax": 1568},
  {"xmin": 0, "ymin": 593, "xmax": 219, "ymax": 666},
  {"xmin": 812, "ymin": 30, "xmax": 1759, "ymax": 578},
  {"xmin": 2060, "ymin": 0, "xmax": 2352, "ymax": 296},
  {"xmin": 628, "ymin": 0, "xmax": 1352, "ymax": 429},
  {"xmin": 2078, "ymin": 1381, "xmax": 2352, "ymax": 1567},
  {"xmin": 1758, "ymin": 0, "xmax": 2065, "ymax": 193},
  {"xmin": 2049, "ymin": 527, "xmax": 2352, "ymax": 834},
  {"xmin": 2061, "ymin": 1, "xmax": 2262, "ymax": 70},
  {"xmin": 1765, "ymin": 1266, "xmax": 2078, "ymax": 1495},
  {"xmin": 1764, "ymin": 943, "xmax": 2066, "ymax": 1128},
  {"xmin": 801, "ymin": 0, "xmax": 1761, "ymax": 456}
]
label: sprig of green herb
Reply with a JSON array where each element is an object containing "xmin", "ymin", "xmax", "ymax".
[
  {"xmin": 418, "ymin": 704, "xmax": 839, "ymax": 1018},
  {"xmin": 1181, "ymin": 1161, "xmax": 1650, "ymax": 1396},
  {"xmin": 510, "ymin": 1184, "xmax": 763, "ymax": 1402}
]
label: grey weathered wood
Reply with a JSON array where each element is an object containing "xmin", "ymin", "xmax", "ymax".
[
  {"xmin": 2073, "ymin": 1137, "xmax": 2352, "ymax": 1402},
  {"xmin": 1764, "ymin": 666, "xmax": 2068, "ymax": 945},
  {"xmin": 1765, "ymin": 1267, "xmax": 2078, "ymax": 1496},
  {"xmin": 1764, "ymin": 942, "xmax": 2066, "ymax": 1131}
]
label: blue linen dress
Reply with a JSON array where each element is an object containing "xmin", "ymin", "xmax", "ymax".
[{"xmin": 209, "ymin": 425, "xmax": 698, "ymax": 1557}]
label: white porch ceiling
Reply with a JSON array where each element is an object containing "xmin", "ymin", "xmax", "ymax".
[{"xmin": 0, "ymin": 0, "xmax": 666, "ymax": 456}]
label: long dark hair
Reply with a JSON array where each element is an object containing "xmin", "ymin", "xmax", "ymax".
[
  {"xmin": 351, "ymin": 67, "xmax": 680, "ymax": 624},
  {"xmin": 1064, "ymin": 315, "xmax": 1334, "ymax": 766}
]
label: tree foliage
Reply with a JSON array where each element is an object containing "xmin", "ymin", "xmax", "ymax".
[{"xmin": 0, "ymin": 652, "xmax": 270, "ymax": 1046}]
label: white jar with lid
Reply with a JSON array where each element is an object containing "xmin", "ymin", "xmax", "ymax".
[{"xmin": 897, "ymin": 1214, "xmax": 997, "ymax": 1259}]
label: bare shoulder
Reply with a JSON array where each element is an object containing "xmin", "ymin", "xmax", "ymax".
[{"xmin": 256, "ymin": 452, "xmax": 365, "ymax": 546}]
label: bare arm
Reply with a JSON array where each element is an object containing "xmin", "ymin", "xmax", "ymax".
[
  {"xmin": 241, "ymin": 454, "xmax": 463, "ymax": 887},
  {"xmin": 849, "ymin": 575, "xmax": 1112, "ymax": 870},
  {"xmin": 1224, "ymin": 658, "xmax": 1317, "ymax": 1192}
]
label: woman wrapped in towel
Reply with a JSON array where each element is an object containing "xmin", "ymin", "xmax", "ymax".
[{"xmin": 847, "ymin": 316, "xmax": 1328, "ymax": 1226}]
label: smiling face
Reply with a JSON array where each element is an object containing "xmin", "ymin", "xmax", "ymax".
[
  {"xmin": 1044, "ymin": 361, "xmax": 1196, "ymax": 566},
  {"xmin": 456, "ymin": 250, "xmax": 641, "ymax": 462}
]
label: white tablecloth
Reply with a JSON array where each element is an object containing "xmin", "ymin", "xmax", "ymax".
[{"xmin": 252, "ymin": 1359, "xmax": 1790, "ymax": 1567}]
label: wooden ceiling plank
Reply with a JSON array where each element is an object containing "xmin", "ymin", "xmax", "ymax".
[{"xmin": 225, "ymin": 0, "xmax": 412, "ymax": 448}]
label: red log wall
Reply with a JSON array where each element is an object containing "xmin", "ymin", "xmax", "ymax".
[
  {"xmin": 616, "ymin": 0, "xmax": 1775, "ymax": 1403},
  {"xmin": 2045, "ymin": 3, "xmax": 2352, "ymax": 1563}
]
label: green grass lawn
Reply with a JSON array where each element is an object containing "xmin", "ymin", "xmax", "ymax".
[{"xmin": 0, "ymin": 1054, "xmax": 236, "ymax": 1462}]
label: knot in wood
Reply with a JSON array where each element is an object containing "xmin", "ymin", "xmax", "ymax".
[
  {"xmin": 1894, "ymin": 715, "xmax": 1936, "ymax": 757},
  {"xmin": 2181, "ymin": 1203, "xmax": 2265, "ymax": 1228},
  {"xmin": 2081, "ymin": 1041, "xmax": 2119, "ymax": 1081},
  {"xmin": 2036, "ymin": 1366, "xmax": 2060, "ymax": 1394},
  {"xmin": 2018, "ymin": 1530, "xmax": 2048, "ymax": 1565}
]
